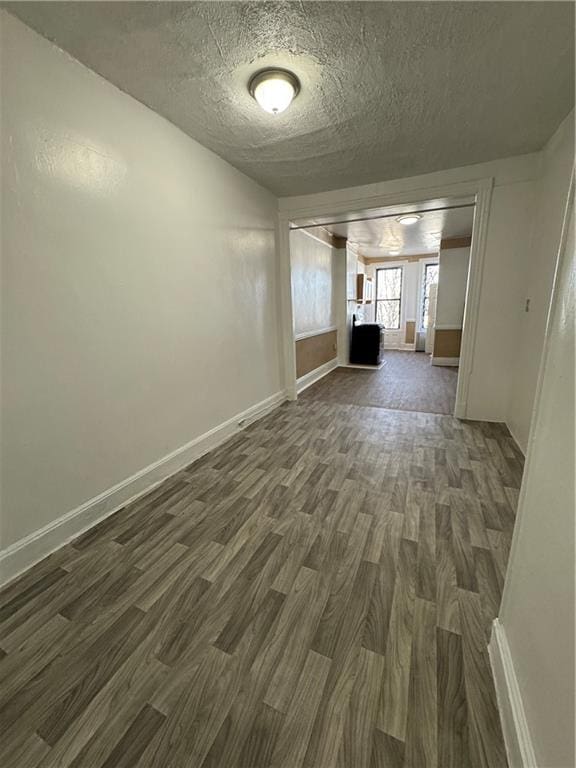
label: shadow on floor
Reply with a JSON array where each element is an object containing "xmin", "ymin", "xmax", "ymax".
[{"xmin": 301, "ymin": 351, "xmax": 458, "ymax": 415}]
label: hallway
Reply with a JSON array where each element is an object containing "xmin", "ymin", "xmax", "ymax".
[
  {"xmin": 1, "ymin": 5, "xmax": 573, "ymax": 766},
  {"xmin": 302, "ymin": 351, "xmax": 458, "ymax": 415},
  {"xmin": 0, "ymin": 391, "xmax": 522, "ymax": 768}
]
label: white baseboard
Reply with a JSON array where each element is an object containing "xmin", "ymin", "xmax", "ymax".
[
  {"xmin": 431, "ymin": 356, "xmax": 460, "ymax": 366},
  {"xmin": 296, "ymin": 358, "xmax": 338, "ymax": 393},
  {"xmin": 489, "ymin": 619, "xmax": 537, "ymax": 768},
  {"xmin": 382, "ymin": 344, "xmax": 416, "ymax": 352},
  {"xmin": 0, "ymin": 390, "xmax": 287, "ymax": 588},
  {"xmin": 294, "ymin": 326, "xmax": 337, "ymax": 341},
  {"xmin": 340, "ymin": 360, "xmax": 386, "ymax": 370}
]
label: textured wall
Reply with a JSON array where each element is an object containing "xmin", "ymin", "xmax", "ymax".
[
  {"xmin": 435, "ymin": 247, "xmax": 470, "ymax": 327},
  {"xmin": 500, "ymin": 196, "xmax": 574, "ymax": 768},
  {"xmin": 0, "ymin": 14, "xmax": 282, "ymax": 548},
  {"xmin": 291, "ymin": 230, "xmax": 336, "ymax": 336},
  {"xmin": 507, "ymin": 112, "xmax": 575, "ymax": 451}
]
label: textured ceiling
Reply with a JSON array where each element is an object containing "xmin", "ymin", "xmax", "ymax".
[
  {"xmin": 5, "ymin": 2, "xmax": 574, "ymax": 196},
  {"xmin": 321, "ymin": 205, "xmax": 475, "ymax": 257}
]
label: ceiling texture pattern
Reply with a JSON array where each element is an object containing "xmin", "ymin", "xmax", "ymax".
[
  {"xmin": 5, "ymin": 1, "xmax": 574, "ymax": 196},
  {"xmin": 321, "ymin": 204, "xmax": 475, "ymax": 257}
]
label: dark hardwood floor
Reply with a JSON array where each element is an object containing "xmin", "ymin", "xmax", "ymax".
[
  {"xmin": 0, "ymin": 396, "xmax": 521, "ymax": 767},
  {"xmin": 303, "ymin": 351, "xmax": 458, "ymax": 415}
]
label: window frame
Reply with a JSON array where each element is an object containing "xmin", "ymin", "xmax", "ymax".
[
  {"xmin": 375, "ymin": 266, "xmax": 403, "ymax": 330},
  {"xmin": 421, "ymin": 261, "xmax": 439, "ymax": 331},
  {"xmin": 417, "ymin": 256, "xmax": 440, "ymax": 333}
]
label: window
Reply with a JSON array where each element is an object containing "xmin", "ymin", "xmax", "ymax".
[
  {"xmin": 375, "ymin": 267, "xmax": 402, "ymax": 329},
  {"xmin": 421, "ymin": 263, "xmax": 439, "ymax": 330}
]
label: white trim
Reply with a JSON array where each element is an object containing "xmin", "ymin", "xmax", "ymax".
[
  {"xmin": 0, "ymin": 391, "xmax": 287, "ymax": 587},
  {"xmin": 383, "ymin": 343, "xmax": 417, "ymax": 352},
  {"xmin": 279, "ymin": 219, "xmax": 297, "ymax": 400},
  {"xmin": 372, "ymin": 262, "xmax": 406, "ymax": 330},
  {"xmin": 294, "ymin": 325, "xmax": 338, "ymax": 341},
  {"xmin": 362, "ymin": 253, "xmax": 437, "ymax": 263},
  {"xmin": 434, "ymin": 324, "xmax": 463, "ymax": 331},
  {"xmin": 489, "ymin": 619, "xmax": 538, "ymax": 768},
  {"xmin": 341, "ymin": 360, "xmax": 386, "ymax": 370},
  {"xmin": 296, "ymin": 358, "xmax": 338, "ymax": 393},
  {"xmin": 280, "ymin": 183, "xmax": 478, "ymax": 221},
  {"xmin": 279, "ymin": 155, "xmax": 538, "ymax": 217},
  {"xmin": 454, "ymin": 179, "xmax": 493, "ymax": 418},
  {"xmin": 431, "ymin": 356, "xmax": 460, "ymax": 366},
  {"xmin": 296, "ymin": 227, "xmax": 335, "ymax": 249},
  {"xmin": 417, "ymin": 257, "xmax": 441, "ymax": 332},
  {"xmin": 367, "ymin": 258, "xmax": 410, "ymax": 269}
]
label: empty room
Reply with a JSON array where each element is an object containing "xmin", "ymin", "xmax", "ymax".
[
  {"xmin": 0, "ymin": 3, "xmax": 574, "ymax": 768},
  {"xmin": 291, "ymin": 202, "xmax": 474, "ymax": 415}
]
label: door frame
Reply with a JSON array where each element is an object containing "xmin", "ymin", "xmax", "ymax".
[
  {"xmin": 417, "ymin": 256, "xmax": 441, "ymax": 337},
  {"xmin": 373, "ymin": 262, "xmax": 405, "ymax": 348},
  {"xmin": 278, "ymin": 176, "xmax": 493, "ymax": 417}
]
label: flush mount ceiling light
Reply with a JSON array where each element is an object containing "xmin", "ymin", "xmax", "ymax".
[
  {"xmin": 249, "ymin": 68, "xmax": 300, "ymax": 114},
  {"xmin": 397, "ymin": 214, "xmax": 421, "ymax": 226}
]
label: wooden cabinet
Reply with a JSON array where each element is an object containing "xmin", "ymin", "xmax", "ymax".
[
  {"xmin": 356, "ymin": 273, "xmax": 373, "ymax": 303},
  {"xmin": 346, "ymin": 246, "xmax": 358, "ymax": 300}
]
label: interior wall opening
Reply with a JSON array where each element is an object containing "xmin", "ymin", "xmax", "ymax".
[{"xmin": 288, "ymin": 197, "xmax": 477, "ymax": 417}]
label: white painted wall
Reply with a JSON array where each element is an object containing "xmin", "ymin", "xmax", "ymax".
[
  {"xmin": 1, "ymin": 14, "xmax": 282, "ymax": 552},
  {"xmin": 435, "ymin": 247, "xmax": 470, "ymax": 327},
  {"xmin": 344, "ymin": 242, "xmax": 359, "ymax": 361},
  {"xmin": 506, "ymin": 112, "xmax": 575, "ymax": 452},
  {"xmin": 402, "ymin": 261, "xmax": 420, "ymax": 322},
  {"xmin": 498, "ymin": 182, "xmax": 574, "ymax": 768},
  {"xmin": 346, "ymin": 242, "xmax": 358, "ymax": 301},
  {"xmin": 462, "ymin": 178, "xmax": 537, "ymax": 422},
  {"xmin": 425, "ymin": 284, "xmax": 437, "ymax": 355},
  {"xmin": 333, "ymin": 248, "xmax": 347, "ymax": 366},
  {"xmin": 290, "ymin": 229, "xmax": 336, "ymax": 336},
  {"xmin": 280, "ymin": 153, "xmax": 541, "ymax": 423}
]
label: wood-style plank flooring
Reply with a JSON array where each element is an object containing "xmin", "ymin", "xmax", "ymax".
[
  {"xmin": 0, "ymin": 396, "xmax": 522, "ymax": 767},
  {"xmin": 304, "ymin": 351, "xmax": 458, "ymax": 415}
]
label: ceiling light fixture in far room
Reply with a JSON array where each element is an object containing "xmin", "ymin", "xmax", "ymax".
[
  {"xmin": 397, "ymin": 214, "xmax": 421, "ymax": 225},
  {"xmin": 249, "ymin": 68, "xmax": 300, "ymax": 114}
]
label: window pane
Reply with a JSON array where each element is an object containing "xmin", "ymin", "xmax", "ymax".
[
  {"xmin": 376, "ymin": 299, "xmax": 400, "ymax": 329},
  {"xmin": 422, "ymin": 264, "xmax": 438, "ymax": 329},
  {"xmin": 377, "ymin": 267, "xmax": 402, "ymax": 300},
  {"xmin": 424, "ymin": 264, "xmax": 439, "ymax": 297}
]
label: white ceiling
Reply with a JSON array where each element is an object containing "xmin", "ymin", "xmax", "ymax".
[
  {"xmin": 5, "ymin": 2, "xmax": 574, "ymax": 197},
  {"xmin": 319, "ymin": 204, "xmax": 475, "ymax": 256}
]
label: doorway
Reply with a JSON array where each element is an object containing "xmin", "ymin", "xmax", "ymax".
[{"xmin": 286, "ymin": 197, "xmax": 477, "ymax": 416}]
